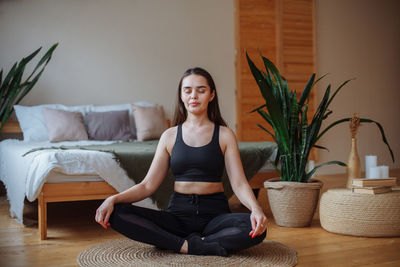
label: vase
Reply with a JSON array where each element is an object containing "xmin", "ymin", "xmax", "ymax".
[
  {"xmin": 264, "ymin": 178, "xmax": 323, "ymax": 227},
  {"xmin": 346, "ymin": 137, "xmax": 361, "ymax": 188}
]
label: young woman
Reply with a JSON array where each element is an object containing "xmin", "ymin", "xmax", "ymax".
[{"xmin": 95, "ymin": 67, "xmax": 268, "ymax": 256}]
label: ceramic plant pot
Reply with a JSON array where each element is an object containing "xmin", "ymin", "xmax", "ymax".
[{"xmin": 264, "ymin": 178, "xmax": 323, "ymax": 227}]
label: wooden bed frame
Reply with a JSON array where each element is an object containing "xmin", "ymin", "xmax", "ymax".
[
  {"xmin": 1, "ymin": 121, "xmax": 276, "ymax": 240},
  {"xmin": 2, "ymin": 121, "xmax": 118, "ymax": 239}
]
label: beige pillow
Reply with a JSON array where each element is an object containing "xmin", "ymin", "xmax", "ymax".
[
  {"xmin": 42, "ymin": 108, "xmax": 88, "ymax": 142},
  {"xmin": 132, "ymin": 104, "xmax": 168, "ymax": 141}
]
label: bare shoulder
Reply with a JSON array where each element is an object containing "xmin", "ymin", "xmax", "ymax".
[
  {"xmin": 219, "ymin": 126, "xmax": 236, "ymax": 140},
  {"xmin": 219, "ymin": 125, "xmax": 238, "ymax": 148},
  {"xmin": 160, "ymin": 126, "xmax": 178, "ymax": 154}
]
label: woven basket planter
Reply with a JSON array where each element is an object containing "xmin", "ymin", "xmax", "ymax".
[
  {"xmin": 264, "ymin": 178, "xmax": 323, "ymax": 227},
  {"xmin": 320, "ymin": 189, "xmax": 400, "ymax": 237}
]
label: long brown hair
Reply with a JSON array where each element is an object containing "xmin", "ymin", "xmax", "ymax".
[{"xmin": 172, "ymin": 67, "xmax": 227, "ymax": 127}]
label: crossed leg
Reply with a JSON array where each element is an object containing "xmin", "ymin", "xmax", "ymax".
[
  {"xmin": 109, "ymin": 204, "xmax": 265, "ymax": 255},
  {"xmin": 109, "ymin": 203, "xmax": 186, "ymax": 252},
  {"xmin": 202, "ymin": 213, "xmax": 267, "ymax": 252}
]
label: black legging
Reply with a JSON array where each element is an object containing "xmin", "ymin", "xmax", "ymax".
[{"xmin": 109, "ymin": 192, "xmax": 266, "ymax": 253}]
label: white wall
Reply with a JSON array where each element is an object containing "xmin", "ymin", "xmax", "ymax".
[
  {"xmin": 315, "ymin": 0, "xmax": 400, "ymax": 174},
  {"xmin": 0, "ymin": 0, "xmax": 236, "ymax": 127}
]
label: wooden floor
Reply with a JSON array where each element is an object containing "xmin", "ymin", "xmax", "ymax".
[{"xmin": 1, "ymin": 172, "xmax": 399, "ymax": 267}]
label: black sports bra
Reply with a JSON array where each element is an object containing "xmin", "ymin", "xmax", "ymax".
[{"xmin": 170, "ymin": 124, "xmax": 225, "ymax": 182}]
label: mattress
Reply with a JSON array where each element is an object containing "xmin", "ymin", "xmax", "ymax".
[{"xmin": 45, "ymin": 170, "xmax": 103, "ymax": 183}]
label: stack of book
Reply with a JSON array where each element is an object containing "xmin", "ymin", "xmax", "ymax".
[{"xmin": 351, "ymin": 178, "xmax": 397, "ymax": 194}]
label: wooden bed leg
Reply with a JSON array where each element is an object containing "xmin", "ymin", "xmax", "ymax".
[{"xmin": 38, "ymin": 192, "xmax": 47, "ymax": 240}]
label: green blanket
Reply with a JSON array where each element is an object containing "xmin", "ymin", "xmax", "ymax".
[{"xmin": 26, "ymin": 141, "xmax": 276, "ymax": 209}]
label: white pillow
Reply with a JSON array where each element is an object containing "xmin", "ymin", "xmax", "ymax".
[
  {"xmin": 14, "ymin": 104, "xmax": 93, "ymax": 141},
  {"xmin": 89, "ymin": 103, "xmax": 133, "ymax": 113}
]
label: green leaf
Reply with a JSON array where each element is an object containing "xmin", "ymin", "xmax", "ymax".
[
  {"xmin": 299, "ymin": 103, "xmax": 309, "ymax": 179},
  {"xmin": 312, "ymin": 85, "xmax": 330, "ymax": 122},
  {"xmin": 249, "ymin": 103, "xmax": 266, "ymax": 113},
  {"xmin": 359, "ymin": 118, "xmax": 395, "ymax": 162},
  {"xmin": 326, "ymin": 79, "xmax": 354, "ymax": 109},
  {"xmin": 314, "ymin": 145, "xmax": 329, "ymax": 151},
  {"xmin": 314, "ymin": 73, "xmax": 330, "ymax": 85},
  {"xmin": 0, "ymin": 43, "xmax": 58, "ymax": 129},
  {"xmin": 0, "ymin": 62, "xmax": 18, "ymax": 95},
  {"xmin": 246, "ymin": 52, "xmax": 290, "ymax": 153},
  {"xmin": 26, "ymin": 43, "xmax": 58, "ymax": 81},
  {"xmin": 305, "ymin": 161, "xmax": 346, "ymax": 181},
  {"xmin": 15, "ymin": 68, "xmax": 45, "ymax": 104},
  {"xmin": 317, "ymin": 118, "xmax": 350, "ymax": 141},
  {"xmin": 298, "ymin": 73, "xmax": 315, "ymax": 108},
  {"xmin": 260, "ymin": 55, "xmax": 287, "ymax": 118},
  {"xmin": 246, "ymin": 52, "xmax": 268, "ymax": 101},
  {"xmin": 288, "ymin": 92, "xmax": 298, "ymax": 151},
  {"xmin": 260, "ymin": 54, "xmax": 284, "ymax": 92},
  {"xmin": 21, "ymin": 46, "xmax": 42, "ymax": 64},
  {"xmin": 256, "ymin": 123, "xmax": 276, "ymax": 142},
  {"xmin": 322, "ymin": 110, "xmax": 333, "ymax": 120}
]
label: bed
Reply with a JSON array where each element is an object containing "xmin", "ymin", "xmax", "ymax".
[{"xmin": 0, "ymin": 104, "xmax": 277, "ymax": 240}]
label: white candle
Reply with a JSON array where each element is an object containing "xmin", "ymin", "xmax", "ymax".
[
  {"xmin": 368, "ymin": 166, "xmax": 381, "ymax": 178},
  {"xmin": 365, "ymin": 155, "xmax": 377, "ymax": 178},
  {"xmin": 380, "ymin": 166, "xmax": 389, "ymax": 178}
]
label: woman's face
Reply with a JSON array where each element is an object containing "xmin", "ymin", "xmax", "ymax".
[{"xmin": 181, "ymin": 74, "xmax": 215, "ymax": 115}]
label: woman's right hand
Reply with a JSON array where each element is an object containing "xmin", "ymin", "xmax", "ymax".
[{"xmin": 95, "ymin": 195, "xmax": 116, "ymax": 229}]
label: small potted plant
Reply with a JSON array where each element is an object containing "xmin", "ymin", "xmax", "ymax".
[{"xmin": 246, "ymin": 52, "xmax": 394, "ymax": 227}]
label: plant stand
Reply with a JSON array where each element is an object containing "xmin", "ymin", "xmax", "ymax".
[{"xmin": 264, "ymin": 178, "xmax": 323, "ymax": 227}]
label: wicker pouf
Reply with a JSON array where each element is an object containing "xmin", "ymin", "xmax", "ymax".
[{"xmin": 319, "ymin": 188, "xmax": 400, "ymax": 237}]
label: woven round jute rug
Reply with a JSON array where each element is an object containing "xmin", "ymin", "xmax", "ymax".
[{"xmin": 77, "ymin": 238, "xmax": 297, "ymax": 267}]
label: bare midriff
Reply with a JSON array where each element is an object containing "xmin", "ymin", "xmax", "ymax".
[{"xmin": 174, "ymin": 181, "xmax": 224, "ymax": 195}]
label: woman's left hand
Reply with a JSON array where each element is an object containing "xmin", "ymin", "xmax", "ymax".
[{"xmin": 249, "ymin": 208, "xmax": 268, "ymax": 238}]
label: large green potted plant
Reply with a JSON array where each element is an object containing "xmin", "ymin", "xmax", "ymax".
[
  {"xmin": 246, "ymin": 52, "xmax": 394, "ymax": 227},
  {"xmin": 0, "ymin": 43, "xmax": 58, "ymax": 132}
]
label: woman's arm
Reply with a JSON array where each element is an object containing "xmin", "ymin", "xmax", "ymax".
[
  {"xmin": 95, "ymin": 128, "xmax": 173, "ymax": 228},
  {"xmin": 221, "ymin": 127, "xmax": 268, "ymax": 237}
]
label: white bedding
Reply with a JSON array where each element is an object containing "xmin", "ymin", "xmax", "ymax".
[{"xmin": 0, "ymin": 139, "xmax": 157, "ymax": 224}]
